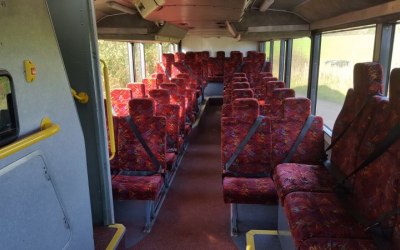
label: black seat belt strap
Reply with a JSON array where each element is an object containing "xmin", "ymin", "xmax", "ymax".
[
  {"xmin": 225, "ymin": 116, "xmax": 264, "ymax": 170},
  {"xmin": 283, "ymin": 115, "xmax": 315, "ymax": 163},
  {"xmin": 125, "ymin": 116, "xmax": 163, "ymax": 173},
  {"xmin": 341, "ymin": 122, "xmax": 400, "ymax": 183}
]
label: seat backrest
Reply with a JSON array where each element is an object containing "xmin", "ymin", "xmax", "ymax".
[
  {"xmin": 149, "ymin": 89, "xmax": 170, "ymax": 109},
  {"xmin": 264, "ymin": 80, "xmax": 283, "ymax": 103},
  {"xmin": 174, "ymin": 52, "xmax": 186, "ymax": 62},
  {"xmin": 233, "ymin": 73, "xmax": 246, "ymax": 78},
  {"xmin": 348, "ymin": 69, "xmax": 400, "ymax": 247},
  {"xmin": 127, "ymin": 83, "xmax": 146, "ymax": 98},
  {"xmin": 185, "ymin": 52, "xmax": 195, "ymax": 62},
  {"xmin": 160, "ymin": 83, "xmax": 186, "ymax": 131},
  {"xmin": 111, "ymin": 88, "xmax": 132, "ymax": 116},
  {"xmin": 331, "ymin": 62, "xmax": 383, "ymax": 142},
  {"xmin": 261, "ymin": 88, "xmax": 295, "ymax": 118},
  {"xmin": 222, "ymin": 89, "xmax": 255, "ymax": 117},
  {"xmin": 330, "ymin": 62, "xmax": 384, "ymax": 176},
  {"xmin": 271, "ymin": 98, "xmax": 324, "ymax": 167},
  {"xmin": 216, "ymin": 51, "xmax": 225, "ymax": 60},
  {"xmin": 116, "ymin": 98, "xmax": 166, "ymax": 172},
  {"xmin": 221, "ymin": 98, "xmax": 272, "ymax": 175},
  {"xmin": 142, "ymin": 78, "xmax": 157, "ymax": 94}
]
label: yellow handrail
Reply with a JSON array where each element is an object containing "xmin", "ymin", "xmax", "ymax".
[
  {"xmin": 100, "ymin": 59, "xmax": 116, "ymax": 160},
  {"xmin": 0, "ymin": 117, "xmax": 60, "ymax": 159},
  {"xmin": 71, "ymin": 88, "xmax": 89, "ymax": 104}
]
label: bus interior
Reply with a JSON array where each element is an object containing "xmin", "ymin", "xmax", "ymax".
[{"xmin": 1, "ymin": 0, "xmax": 400, "ymax": 249}]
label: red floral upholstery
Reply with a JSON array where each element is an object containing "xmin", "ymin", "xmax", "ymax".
[
  {"xmin": 156, "ymin": 104, "xmax": 181, "ymax": 151},
  {"xmin": 116, "ymin": 98, "xmax": 166, "ymax": 172},
  {"xmin": 111, "ymin": 88, "xmax": 132, "ymax": 116},
  {"xmin": 142, "ymin": 78, "xmax": 157, "ymax": 95},
  {"xmin": 127, "ymin": 83, "xmax": 146, "ymax": 98},
  {"xmin": 233, "ymin": 73, "xmax": 246, "ymax": 78},
  {"xmin": 174, "ymin": 52, "xmax": 185, "ymax": 62},
  {"xmin": 284, "ymin": 192, "xmax": 370, "ymax": 248},
  {"xmin": 299, "ymin": 237, "xmax": 376, "ymax": 250},
  {"xmin": 222, "ymin": 98, "xmax": 277, "ymax": 206},
  {"xmin": 260, "ymin": 88, "xmax": 295, "ymax": 117},
  {"xmin": 112, "ymin": 174, "xmax": 163, "ymax": 201},
  {"xmin": 160, "ymin": 83, "xmax": 186, "ymax": 134},
  {"xmin": 221, "ymin": 98, "xmax": 272, "ymax": 176},
  {"xmin": 264, "ymin": 80, "xmax": 283, "ymax": 104},
  {"xmin": 149, "ymin": 89, "xmax": 170, "ymax": 107},
  {"xmin": 271, "ymin": 98, "xmax": 324, "ymax": 167},
  {"xmin": 223, "ymin": 177, "xmax": 277, "ymax": 204}
]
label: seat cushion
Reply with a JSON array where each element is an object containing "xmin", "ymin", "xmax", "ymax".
[
  {"xmin": 273, "ymin": 163, "xmax": 337, "ymax": 204},
  {"xmin": 284, "ymin": 192, "xmax": 369, "ymax": 248},
  {"xmin": 300, "ymin": 238, "xmax": 377, "ymax": 250},
  {"xmin": 223, "ymin": 177, "xmax": 278, "ymax": 205},
  {"xmin": 112, "ymin": 174, "xmax": 163, "ymax": 201}
]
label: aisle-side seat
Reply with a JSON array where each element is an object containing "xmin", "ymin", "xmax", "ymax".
[
  {"xmin": 222, "ymin": 89, "xmax": 254, "ymax": 117},
  {"xmin": 260, "ymin": 88, "xmax": 295, "ymax": 117},
  {"xmin": 111, "ymin": 88, "xmax": 132, "ymax": 116},
  {"xmin": 127, "ymin": 83, "xmax": 146, "ymax": 98}
]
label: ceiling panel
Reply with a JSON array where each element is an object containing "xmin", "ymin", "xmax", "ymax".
[{"xmin": 295, "ymin": 0, "xmax": 393, "ymax": 22}]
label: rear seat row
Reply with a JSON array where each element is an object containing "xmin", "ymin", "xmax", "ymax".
[{"xmin": 221, "ymin": 62, "xmax": 400, "ymax": 249}]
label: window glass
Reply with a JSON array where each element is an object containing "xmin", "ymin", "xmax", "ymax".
[
  {"xmin": 391, "ymin": 24, "xmax": 400, "ymax": 71},
  {"xmin": 290, "ymin": 37, "xmax": 311, "ymax": 98},
  {"xmin": 144, "ymin": 43, "xmax": 161, "ymax": 78},
  {"xmin": 98, "ymin": 40, "xmax": 130, "ymax": 89},
  {"xmin": 134, "ymin": 43, "xmax": 143, "ymax": 82},
  {"xmin": 162, "ymin": 43, "xmax": 174, "ymax": 54},
  {"xmin": 265, "ymin": 41, "xmax": 271, "ymax": 61},
  {"xmin": 0, "ymin": 71, "xmax": 18, "ymax": 146},
  {"xmin": 317, "ymin": 26, "xmax": 376, "ymax": 129},
  {"xmin": 272, "ymin": 40, "xmax": 281, "ymax": 78}
]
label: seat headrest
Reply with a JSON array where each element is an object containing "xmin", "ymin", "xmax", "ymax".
[
  {"xmin": 162, "ymin": 53, "xmax": 175, "ymax": 64},
  {"xmin": 353, "ymin": 62, "xmax": 383, "ymax": 97},
  {"xmin": 232, "ymin": 77, "xmax": 248, "ymax": 83},
  {"xmin": 160, "ymin": 83, "xmax": 178, "ymax": 94},
  {"xmin": 201, "ymin": 51, "xmax": 210, "ymax": 59},
  {"xmin": 185, "ymin": 52, "xmax": 195, "ymax": 62},
  {"xmin": 127, "ymin": 83, "xmax": 145, "ymax": 98},
  {"xmin": 232, "ymin": 89, "xmax": 254, "ymax": 101},
  {"xmin": 233, "ymin": 73, "xmax": 246, "ymax": 78},
  {"xmin": 232, "ymin": 98, "xmax": 260, "ymax": 120},
  {"xmin": 256, "ymin": 52, "xmax": 266, "ymax": 63},
  {"xmin": 246, "ymin": 51, "xmax": 258, "ymax": 60},
  {"xmin": 389, "ymin": 68, "xmax": 400, "ymax": 109},
  {"xmin": 129, "ymin": 98, "xmax": 155, "ymax": 119},
  {"xmin": 149, "ymin": 89, "xmax": 170, "ymax": 105},
  {"xmin": 283, "ymin": 98, "xmax": 311, "ymax": 120},
  {"xmin": 111, "ymin": 88, "xmax": 132, "ymax": 101},
  {"xmin": 232, "ymin": 82, "xmax": 250, "ymax": 90},
  {"xmin": 176, "ymin": 73, "xmax": 189, "ymax": 79},
  {"xmin": 259, "ymin": 72, "xmax": 273, "ymax": 78},
  {"xmin": 174, "ymin": 52, "xmax": 186, "ymax": 62}
]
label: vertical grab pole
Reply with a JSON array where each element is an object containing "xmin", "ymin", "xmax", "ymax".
[{"xmin": 100, "ymin": 59, "xmax": 116, "ymax": 160}]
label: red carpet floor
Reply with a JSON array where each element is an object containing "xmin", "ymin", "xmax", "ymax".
[{"xmin": 132, "ymin": 103, "xmax": 237, "ymax": 250}]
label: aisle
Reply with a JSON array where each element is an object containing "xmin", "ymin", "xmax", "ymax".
[{"xmin": 132, "ymin": 101, "xmax": 237, "ymax": 250}]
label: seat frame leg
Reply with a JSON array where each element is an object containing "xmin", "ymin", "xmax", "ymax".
[{"xmin": 231, "ymin": 203, "xmax": 239, "ymax": 236}]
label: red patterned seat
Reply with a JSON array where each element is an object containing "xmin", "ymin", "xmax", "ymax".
[
  {"xmin": 111, "ymin": 88, "xmax": 132, "ymax": 116},
  {"xmin": 160, "ymin": 83, "xmax": 188, "ymax": 135},
  {"xmin": 222, "ymin": 89, "xmax": 254, "ymax": 117},
  {"xmin": 221, "ymin": 98, "xmax": 276, "ymax": 235},
  {"xmin": 273, "ymin": 62, "xmax": 384, "ymax": 204},
  {"xmin": 142, "ymin": 78, "xmax": 157, "ymax": 95},
  {"xmin": 275, "ymin": 66, "xmax": 400, "ymax": 249},
  {"xmin": 127, "ymin": 82, "xmax": 146, "ymax": 98},
  {"xmin": 271, "ymin": 98, "xmax": 324, "ymax": 167},
  {"xmin": 112, "ymin": 98, "xmax": 167, "ymax": 232},
  {"xmin": 260, "ymin": 88, "xmax": 295, "ymax": 117}
]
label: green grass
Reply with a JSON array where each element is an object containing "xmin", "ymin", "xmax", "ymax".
[{"xmin": 292, "ymin": 85, "xmax": 346, "ymax": 104}]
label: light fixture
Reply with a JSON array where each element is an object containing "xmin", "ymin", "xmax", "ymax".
[
  {"xmin": 259, "ymin": 0, "xmax": 274, "ymax": 12},
  {"xmin": 225, "ymin": 21, "xmax": 240, "ymax": 39},
  {"xmin": 107, "ymin": 1, "xmax": 137, "ymax": 15}
]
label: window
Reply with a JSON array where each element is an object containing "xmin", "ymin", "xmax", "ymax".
[
  {"xmin": 316, "ymin": 26, "xmax": 376, "ymax": 129},
  {"xmin": 265, "ymin": 41, "xmax": 271, "ymax": 61},
  {"xmin": 162, "ymin": 43, "xmax": 174, "ymax": 54},
  {"xmin": 134, "ymin": 43, "xmax": 144, "ymax": 82},
  {"xmin": 144, "ymin": 43, "xmax": 161, "ymax": 78},
  {"xmin": 272, "ymin": 40, "xmax": 281, "ymax": 78},
  {"xmin": 290, "ymin": 37, "xmax": 311, "ymax": 98},
  {"xmin": 391, "ymin": 23, "xmax": 400, "ymax": 71},
  {"xmin": 98, "ymin": 40, "xmax": 130, "ymax": 89},
  {"xmin": 0, "ymin": 70, "xmax": 18, "ymax": 146}
]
